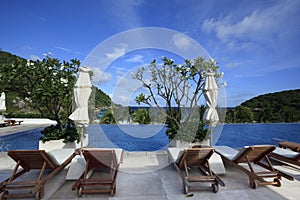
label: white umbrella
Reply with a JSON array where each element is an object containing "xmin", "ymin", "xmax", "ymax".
[
  {"xmin": 69, "ymin": 67, "xmax": 92, "ymax": 149},
  {"xmin": 0, "ymin": 92, "xmax": 6, "ymax": 120},
  {"xmin": 203, "ymin": 72, "xmax": 219, "ymax": 146}
]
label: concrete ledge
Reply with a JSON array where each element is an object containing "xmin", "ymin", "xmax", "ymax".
[
  {"xmin": 39, "ymin": 134, "xmax": 88, "ymax": 152},
  {"xmin": 9, "ymin": 118, "xmax": 57, "ymax": 124}
]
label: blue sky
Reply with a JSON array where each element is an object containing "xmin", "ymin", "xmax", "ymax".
[{"xmin": 1, "ymin": 0, "xmax": 299, "ymax": 107}]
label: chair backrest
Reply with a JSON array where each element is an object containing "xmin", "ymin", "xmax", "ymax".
[
  {"xmin": 177, "ymin": 148, "xmax": 214, "ymax": 168},
  {"xmin": 8, "ymin": 150, "xmax": 58, "ymax": 170},
  {"xmin": 233, "ymin": 145, "xmax": 275, "ymax": 163},
  {"xmin": 83, "ymin": 149, "xmax": 117, "ymax": 169}
]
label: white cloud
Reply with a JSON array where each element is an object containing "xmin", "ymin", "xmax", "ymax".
[
  {"xmin": 55, "ymin": 46, "xmax": 72, "ymax": 52},
  {"xmin": 109, "ymin": 0, "xmax": 144, "ymax": 27},
  {"xmin": 202, "ymin": 0, "xmax": 299, "ymax": 44},
  {"xmin": 92, "ymin": 68, "xmax": 113, "ymax": 85},
  {"xmin": 116, "ymin": 95, "xmax": 130, "ymax": 104},
  {"xmin": 21, "ymin": 45, "xmax": 33, "ymax": 51},
  {"xmin": 125, "ymin": 54, "xmax": 144, "ymax": 63},
  {"xmin": 116, "ymin": 76, "xmax": 129, "ymax": 87},
  {"xmin": 105, "ymin": 44, "xmax": 127, "ymax": 62},
  {"xmin": 116, "ymin": 68, "xmax": 126, "ymax": 76},
  {"xmin": 29, "ymin": 55, "xmax": 41, "ymax": 61},
  {"xmin": 172, "ymin": 33, "xmax": 193, "ymax": 50}
]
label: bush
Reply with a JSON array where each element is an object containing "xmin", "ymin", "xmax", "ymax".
[
  {"xmin": 5, "ymin": 112, "xmax": 42, "ymax": 118},
  {"xmin": 166, "ymin": 118, "xmax": 208, "ymax": 142},
  {"xmin": 193, "ymin": 122, "xmax": 208, "ymax": 142},
  {"xmin": 40, "ymin": 123, "xmax": 80, "ymax": 143},
  {"xmin": 165, "ymin": 117, "xmax": 179, "ymax": 140}
]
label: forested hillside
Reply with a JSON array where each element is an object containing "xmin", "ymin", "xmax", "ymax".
[{"xmin": 226, "ymin": 89, "xmax": 300, "ymax": 123}]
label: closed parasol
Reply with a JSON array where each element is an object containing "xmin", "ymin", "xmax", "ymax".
[
  {"xmin": 203, "ymin": 72, "xmax": 219, "ymax": 146},
  {"xmin": 69, "ymin": 67, "xmax": 92, "ymax": 148}
]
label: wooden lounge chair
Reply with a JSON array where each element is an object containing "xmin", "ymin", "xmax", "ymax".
[
  {"xmin": 168, "ymin": 147, "xmax": 225, "ymax": 194},
  {"xmin": 278, "ymin": 141, "xmax": 300, "ymax": 152},
  {"xmin": 3, "ymin": 118, "xmax": 23, "ymax": 126},
  {"xmin": 0, "ymin": 122, "xmax": 8, "ymax": 127},
  {"xmin": 215, "ymin": 145, "xmax": 294, "ymax": 189},
  {"xmin": 270, "ymin": 147, "xmax": 300, "ymax": 166},
  {"xmin": 0, "ymin": 149, "xmax": 77, "ymax": 200},
  {"xmin": 72, "ymin": 148, "xmax": 123, "ymax": 197}
]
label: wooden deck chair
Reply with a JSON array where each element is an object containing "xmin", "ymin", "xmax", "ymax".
[
  {"xmin": 168, "ymin": 147, "xmax": 225, "ymax": 194},
  {"xmin": 215, "ymin": 145, "xmax": 294, "ymax": 189},
  {"xmin": 270, "ymin": 147, "xmax": 300, "ymax": 167},
  {"xmin": 72, "ymin": 148, "xmax": 123, "ymax": 197},
  {"xmin": 0, "ymin": 149, "xmax": 76, "ymax": 200}
]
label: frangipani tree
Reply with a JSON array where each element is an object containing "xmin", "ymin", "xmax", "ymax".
[
  {"xmin": 1, "ymin": 54, "xmax": 81, "ymax": 142},
  {"xmin": 132, "ymin": 56, "xmax": 222, "ymax": 142}
]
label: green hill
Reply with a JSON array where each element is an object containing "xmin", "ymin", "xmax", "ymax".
[
  {"xmin": 226, "ymin": 89, "xmax": 300, "ymax": 123},
  {"xmin": 0, "ymin": 50, "xmax": 112, "ymax": 115}
]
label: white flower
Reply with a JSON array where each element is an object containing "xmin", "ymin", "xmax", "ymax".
[
  {"xmin": 210, "ymin": 58, "xmax": 216, "ymax": 65},
  {"xmin": 223, "ymin": 81, "xmax": 227, "ymax": 87},
  {"xmin": 60, "ymin": 78, "xmax": 68, "ymax": 84},
  {"xmin": 53, "ymin": 72, "xmax": 57, "ymax": 76},
  {"xmin": 187, "ymin": 67, "xmax": 191, "ymax": 71}
]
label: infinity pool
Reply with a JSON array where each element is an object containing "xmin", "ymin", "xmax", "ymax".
[{"xmin": 1, "ymin": 123, "xmax": 300, "ymax": 152}]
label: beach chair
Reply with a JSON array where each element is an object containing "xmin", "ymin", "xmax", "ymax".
[
  {"xmin": 0, "ymin": 149, "xmax": 76, "ymax": 200},
  {"xmin": 168, "ymin": 147, "xmax": 225, "ymax": 194},
  {"xmin": 270, "ymin": 147, "xmax": 300, "ymax": 167},
  {"xmin": 0, "ymin": 122, "xmax": 8, "ymax": 127},
  {"xmin": 3, "ymin": 119, "xmax": 23, "ymax": 126},
  {"xmin": 215, "ymin": 145, "xmax": 294, "ymax": 189},
  {"xmin": 278, "ymin": 141, "xmax": 300, "ymax": 152},
  {"xmin": 72, "ymin": 148, "xmax": 124, "ymax": 197}
]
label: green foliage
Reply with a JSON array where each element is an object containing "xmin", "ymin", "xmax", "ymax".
[
  {"xmin": 93, "ymin": 86, "xmax": 112, "ymax": 108},
  {"xmin": 235, "ymin": 106, "xmax": 254, "ymax": 123},
  {"xmin": 5, "ymin": 112, "xmax": 41, "ymax": 118},
  {"xmin": 0, "ymin": 50, "xmax": 114, "ymax": 142},
  {"xmin": 225, "ymin": 89, "xmax": 300, "ymax": 123},
  {"xmin": 194, "ymin": 121, "xmax": 208, "ymax": 142},
  {"xmin": 0, "ymin": 52, "xmax": 80, "ymax": 125},
  {"xmin": 0, "ymin": 51, "xmax": 112, "ymax": 114},
  {"xmin": 132, "ymin": 108, "xmax": 150, "ymax": 124},
  {"xmin": 194, "ymin": 105, "xmax": 208, "ymax": 142},
  {"xmin": 100, "ymin": 109, "xmax": 116, "ymax": 124},
  {"xmin": 165, "ymin": 116, "xmax": 179, "ymax": 140},
  {"xmin": 62, "ymin": 123, "xmax": 81, "ymax": 143},
  {"xmin": 132, "ymin": 57, "xmax": 220, "ymax": 141},
  {"xmin": 40, "ymin": 125, "xmax": 62, "ymax": 142},
  {"xmin": 40, "ymin": 123, "xmax": 80, "ymax": 143}
]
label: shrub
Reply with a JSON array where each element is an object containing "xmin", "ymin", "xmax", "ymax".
[{"xmin": 40, "ymin": 123, "xmax": 80, "ymax": 143}]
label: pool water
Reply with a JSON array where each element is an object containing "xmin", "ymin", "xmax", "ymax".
[
  {"xmin": 0, "ymin": 128, "xmax": 43, "ymax": 152},
  {"xmin": 1, "ymin": 123, "xmax": 300, "ymax": 152},
  {"xmin": 215, "ymin": 123, "xmax": 300, "ymax": 148},
  {"xmin": 87, "ymin": 124, "xmax": 169, "ymax": 151}
]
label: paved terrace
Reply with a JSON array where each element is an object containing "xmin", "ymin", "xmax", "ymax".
[{"xmin": 0, "ymin": 124, "xmax": 300, "ymax": 199}]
